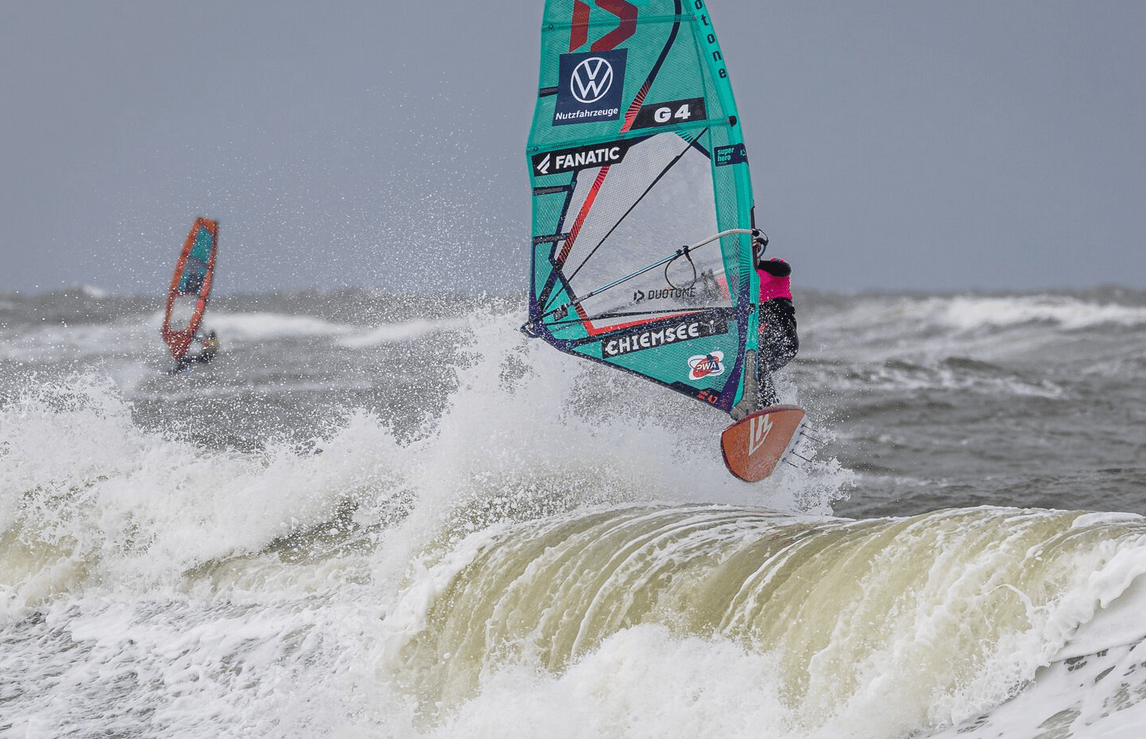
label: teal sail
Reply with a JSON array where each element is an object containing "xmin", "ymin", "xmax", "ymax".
[{"xmin": 524, "ymin": 0, "xmax": 761, "ymax": 415}]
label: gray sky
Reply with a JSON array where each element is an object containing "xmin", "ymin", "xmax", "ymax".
[{"xmin": 2, "ymin": 1, "xmax": 1144, "ymax": 296}]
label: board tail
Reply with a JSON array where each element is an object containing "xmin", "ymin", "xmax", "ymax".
[{"xmin": 720, "ymin": 405, "xmax": 806, "ymax": 482}]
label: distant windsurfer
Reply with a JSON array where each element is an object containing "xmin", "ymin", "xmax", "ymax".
[
  {"xmin": 200, "ymin": 329, "xmax": 220, "ymax": 362},
  {"xmin": 731, "ymin": 233, "xmax": 799, "ymax": 419},
  {"xmin": 174, "ymin": 329, "xmax": 220, "ymax": 372}
]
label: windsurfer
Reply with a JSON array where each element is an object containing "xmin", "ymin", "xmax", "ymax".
[
  {"xmin": 199, "ymin": 330, "xmax": 220, "ymax": 362},
  {"xmin": 175, "ymin": 330, "xmax": 220, "ymax": 371},
  {"xmin": 731, "ymin": 234, "xmax": 799, "ymax": 419}
]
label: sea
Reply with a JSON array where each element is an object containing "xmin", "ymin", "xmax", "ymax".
[{"xmin": 1, "ymin": 284, "xmax": 1145, "ymax": 738}]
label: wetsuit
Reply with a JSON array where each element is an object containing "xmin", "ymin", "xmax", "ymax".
[
  {"xmin": 731, "ymin": 258, "xmax": 799, "ymax": 418},
  {"xmin": 198, "ymin": 334, "xmax": 220, "ymax": 363},
  {"xmin": 174, "ymin": 334, "xmax": 219, "ymax": 371},
  {"xmin": 757, "ymin": 258, "xmax": 798, "ymax": 376}
]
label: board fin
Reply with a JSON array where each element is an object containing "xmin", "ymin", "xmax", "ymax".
[{"xmin": 720, "ymin": 405, "xmax": 806, "ymax": 482}]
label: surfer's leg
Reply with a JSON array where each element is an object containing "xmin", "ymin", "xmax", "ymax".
[
  {"xmin": 760, "ymin": 299, "xmax": 799, "ymax": 374},
  {"xmin": 758, "ymin": 367, "xmax": 779, "ymax": 407},
  {"xmin": 730, "ymin": 350, "xmax": 759, "ymax": 421},
  {"xmin": 756, "ymin": 326, "xmax": 784, "ymax": 408}
]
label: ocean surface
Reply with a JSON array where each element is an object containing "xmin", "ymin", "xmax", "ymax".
[{"xmin": 2, "ymin": 284, "xmax": 1145, "ymax": 738}]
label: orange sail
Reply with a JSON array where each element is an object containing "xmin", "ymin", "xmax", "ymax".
[{"xmin": 161, "ymin": 217, "xmax": 218, "ymax": 360}]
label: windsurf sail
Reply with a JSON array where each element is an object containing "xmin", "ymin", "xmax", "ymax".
[
  {"xmin": 524, "ymin": 0, "xmax": 763, "ymax": 415},
  {"xmin": 161, "ymin": 217, "xmax": 218, "ymax": 360}
]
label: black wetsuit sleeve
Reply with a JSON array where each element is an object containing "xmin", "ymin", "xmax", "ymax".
[
  {"xmin": 758, "ymin": 260, "xmax": 792, "ymax": 278},
  {"xmin": 759, "ymin": 297, "xmax": 798, "ymax": 374}
]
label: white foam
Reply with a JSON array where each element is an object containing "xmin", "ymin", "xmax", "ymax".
[
  {"xmin": 197, "ymin": 311, "xmax": 356, "ymax": 340},
  {"xmin": 76, "ymin": 284, "xmax": 112, "ymax": 299},
  {"xmin": 339, "ymin": 316, "xmax": 469, "ymax": 348},
  {"xmin": 419, "ymin": 626, "xmax": 790, "ymax": 739},
  {"xmin": 5, "ymin": 294, "xmax": 1146, "ymax": 738},
  {"xmin": 0, "ymin": 373, "xmax": 412, "ymax": 617},
  {"xmin": 938, "ymin": 295, "xmax": 1146, "ymax": 331}
]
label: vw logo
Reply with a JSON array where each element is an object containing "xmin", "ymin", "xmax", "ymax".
[{"xmin": 570, "ymin": 57, "xmax": 615, "ymax": 104}]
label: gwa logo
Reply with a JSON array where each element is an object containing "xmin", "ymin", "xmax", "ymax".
[{"xmin": 570, "ymin": 57, "xmax": 614, "ymax": 103}]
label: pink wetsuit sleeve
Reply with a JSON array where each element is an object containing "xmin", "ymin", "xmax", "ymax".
[{"xmin": 758, "ymin": 269, "xmax": 792, "ymax": 302}]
